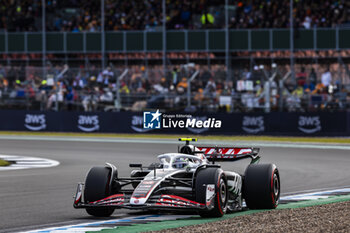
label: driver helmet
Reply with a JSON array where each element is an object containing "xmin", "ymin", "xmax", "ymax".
[{"xmin": 173, "ymin": 157, "xmax": 189, "ymax": 169}]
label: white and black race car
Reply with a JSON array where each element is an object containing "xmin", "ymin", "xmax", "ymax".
[{"xmin": 73, "ymin": 138, "xmax": 280, "ymax": 217}]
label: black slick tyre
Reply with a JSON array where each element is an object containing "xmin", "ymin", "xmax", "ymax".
[
  {"xmin": 84, "ymin": 166, "xmax": 115, "ymax": 217},
  {"xmin": 195, "ymin": 167, "xmax": 227, "ymax": 217},
  {"xmin": 243, "ymin": 164, "xmax": 280, "ymax": 209}
]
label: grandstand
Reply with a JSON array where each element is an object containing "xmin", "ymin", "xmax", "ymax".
[{"xmin": 0, "ymin": 0, "xmax": 349, "ymax": 113}]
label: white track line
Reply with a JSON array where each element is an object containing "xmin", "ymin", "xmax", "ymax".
[
  {"xmin": 22, "ymin": 215, "xmax": 186, "ymax": 233},
  {"xmin": 0, "ymin": 155, "xmax": 59, "ymax": 171},
  {"xmin": 281, "ymin": 188, "xmax": 350, "ymax": 201}
]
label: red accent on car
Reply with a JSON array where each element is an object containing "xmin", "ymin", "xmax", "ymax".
[
  {"xmin": 217, "ymin": 172, "xmax": 224, "ymax": 215},
  {"xmin": 90, "ymin": 193, "xmax": 125, "ymax": 204},
  {"xmin": 197, "ymin": 147, "xmax": 252, "ymax": 155},
  {"xmin": 158, "ymin": 195, "xmax": 205, "ymax": 206},
  {"xmin": 271, "ymin": 169, "xmax": 276, "ymax": 207},
  {"xmin": 74, "ymin": 196, "xmax": 81, "ymax": 205}
]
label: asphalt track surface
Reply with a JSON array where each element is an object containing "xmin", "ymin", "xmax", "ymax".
[{"xmin": 0, "ymin": 138, "xmax": 350, "ymax": 232}]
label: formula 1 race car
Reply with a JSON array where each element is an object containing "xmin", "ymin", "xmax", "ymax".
[{"xmin": 73, "ymin": 138, "xmax": 280, "ymax": 217}]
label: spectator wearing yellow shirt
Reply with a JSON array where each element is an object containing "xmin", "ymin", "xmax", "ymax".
[
  {"xmin": 292, "ymin": 85, "xmax": 304, "ymax": 98},
  {"xmin": 119, "ymin": 82, "xmax": 130, "ymax": 94},
  {"xmin": 200, "ymin": 10, "xmax": 214, "ymax": 28}
]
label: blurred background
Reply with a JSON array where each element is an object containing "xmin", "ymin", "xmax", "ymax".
[{"xmin": 0, "ymin": 0, "xmax": 349, "ymax": 113}]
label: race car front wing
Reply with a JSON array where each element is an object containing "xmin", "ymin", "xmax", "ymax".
[{"xmin": 73, "ymin": 183, "xmax": 207, "ymax": 211}]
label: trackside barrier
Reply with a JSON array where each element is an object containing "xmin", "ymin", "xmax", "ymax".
[{"xmin": 0, "ymin": 110, "xmax": 349, "ymax": 136}]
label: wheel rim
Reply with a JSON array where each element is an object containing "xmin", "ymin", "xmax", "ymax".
[
  {"xmin": 220, "ymin": 180, "xmax": 226, "ymax": 204},
  {"xmin": 273, "ymin": 173, "xmax": 279, "ymax": 198}
]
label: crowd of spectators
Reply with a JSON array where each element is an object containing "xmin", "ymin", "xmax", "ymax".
[
  {"xmin": 236, "ymin": 64, "xmax": 350, "ymax": 112},
  {"xmin": 1, "ymin": 1, "xmax": 349, "ymax": 113},
  {"xmin": 0, "ymin": 63, "xmax": 349, "ymax": 112},
  {"xmin": 231, "ymin": 0, "xmax": 350, "ymax": 29},
  {"xmin": 1, "ymin": 0, "xmax": 349, "ymax": 32}
]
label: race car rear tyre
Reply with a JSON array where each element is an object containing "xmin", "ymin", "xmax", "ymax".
[
  {"xmin": 195, "ymin": 167, "xmax": 227, "ymax": 217},
  {"xmin": 243, "ymin": 164, "xmax": 280, "ymax": 209},
  {"xmin": 84, "ymin": 166, "xmax": 115, "ymax": 217}
]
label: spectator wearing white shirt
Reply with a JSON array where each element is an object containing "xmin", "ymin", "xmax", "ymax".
[
  {"xmin": 321, "ymin": 68, "xmax": 332, "ymax": 87},
  {"xmin": 302, "ymin": 16, "xmax": 312, "ymax": 29},
  {"xmin": 97, "ymin": 67, "xmax": 114, "ymax": 87}
]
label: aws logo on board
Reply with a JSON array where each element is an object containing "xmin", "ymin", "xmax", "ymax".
[
  {"xmin": 24, "ymin": 114, "xmax": 46, "ymax": 131},
  {"xmin": 242, "ymin": 116, "xmax": 264, "ymax": 134},
  {"xmin": 131, "ymin": 115, "xmax": 152, "ymax": 133},
  {"xmin": 298, "ymin": 116, "xmax": 321, "ymax": 134},
  {"xmin": 78, "ymin": 115, "xmax": 99, "ymax": 132}
]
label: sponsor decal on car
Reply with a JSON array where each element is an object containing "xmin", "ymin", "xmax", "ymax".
[
  {"xmin": 130, "ymin": 196, "xmax": 147, "ymax": 205},
  {"xmin": 142, "ymin": 181, "xmax": 156, "ymax": 185},
  {"xmin": 132, "ymin": 180, "xmax": 157, "ymax": 197},
  {"xmin": 77, "ymin": 115, "xmax": 99, "ymax": 132},
  {"xmin": 298, "ymin": 116, "xmax": 321, "ymax": 134},
  {"xmin": 24, "ymin": 114, "xmax": 46, "ymax": 131},
  {"xmin": 130, "ymin": 179, "xmax": 158, "ymax": 205},
  {"xmin": 136, "ymin": 184, "xmax": 153, "ymax": 191},
  {"xmin": 206, "ymin": 184, "xmax": 215, "ymax": 208}
]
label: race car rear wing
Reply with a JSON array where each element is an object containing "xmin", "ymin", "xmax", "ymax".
[
  {"xmin": 196, "ymin": 146, "xmax": 260, "ymax": 164},
  {"xmin": 178, "ymin": 138, "xmax": 260, "ymax": 164}
]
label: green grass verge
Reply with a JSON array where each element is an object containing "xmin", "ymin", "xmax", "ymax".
[
  {"xmin": 0, "ymin": 131, "xmax": 349, "ymax": 144},
  {"xmin": 0, "ymin": 159, "xmax": 10, "ymax": 166},
  {"xmin": 91, "ymin": 194, "xmax": 350, "ymax": 233}
]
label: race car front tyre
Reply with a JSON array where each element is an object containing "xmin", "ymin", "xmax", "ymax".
[
  {"xmin": 195, "ymin": 167, "xmax": 227, "ymax": 217},
  {"xmin": 84, "ymin": 166, "xmax": 115, "ymax": 217},
  {"xmin": 243, "ymin": 164, "xmax": 280, "ymax": 209}
]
